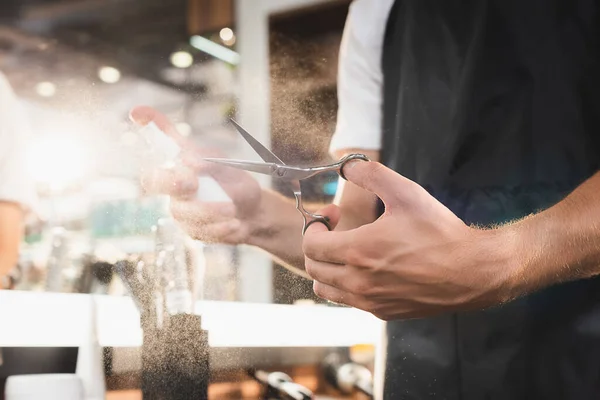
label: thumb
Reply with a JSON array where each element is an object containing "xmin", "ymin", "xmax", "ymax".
[
  {"xmin": 342, "ymin": 160, "xmax": 416, "ymax": 208},
  {"xmin": 304, "ymin": 204, "xmax": 341, "ymax": 235}
]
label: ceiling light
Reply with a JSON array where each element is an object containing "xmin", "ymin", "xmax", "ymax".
[
  {"xmin": 219, "ymin": 27, "xmax": 234, "ymax": 42},
  {"xmin": 223, "ymin": 36, "xmax": 236, "ymax": 46},
  {"xmin": 170, "ymin": 51, "xmax": 193, "ymax": 69},
  {"xmin": 98, "ymin": 66, "xmax": 121, "ymax": 84},
  {"xmin": 36, "ymin": 82, "xmax": 56, "ymax": 97},
  {"xmin": 190, "ymin": 35, "xmax": 240, "ymax": 65}
]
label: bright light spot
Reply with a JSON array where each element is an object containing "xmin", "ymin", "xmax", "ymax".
[
  {"xmin": 219, "ymin": 27, "xmax": 234, "ymax": 42},
  {"xmin": 27, "ymin": 136, "xmax": 90, "ymax": 190},
  {"xmin": 175, "ymin": 122, "xmax": 192, "ymax": 137},
  {"xmin": 222, "ymin": 36, "xmax": 236, "ymax": 46},
  {"xmin": 170, "ymin": 51, "xmax": 193, "ymax": 69},
  {"xmin": 98, "ymin": 66, "xmax": 121, "ymax": 83},
  {"xmin": 36, "ymin": 82, "xmax": 56, "ymax": 97}
]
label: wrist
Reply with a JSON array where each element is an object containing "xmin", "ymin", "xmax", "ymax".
[
  {"xmin": 492, "ymin": 216, "xmax": 556, "ymax": 302},
  {"xmin": 245, "ymin": 190, "xmax": 288, "ymax": 247},
  {"xmin": 470, "ymin": 225, "xmax": 526, "ymax": 304}
]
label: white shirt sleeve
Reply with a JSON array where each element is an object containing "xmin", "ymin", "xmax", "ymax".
[
  {"xmin": 0, "ymin": 73, "xmax": 38, "ymax": 212},
  {"xmin": 328, "ymin": 0, "xmax": 395, "ymax": 155}
]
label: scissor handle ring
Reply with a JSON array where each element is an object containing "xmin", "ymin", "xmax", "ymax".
[
  {"xmin": 339, "ymin": 153, "xmax": 371, "ymax": 181},
  {"xmin": 302, "ymin": 216, "xmax": 332, "ymax": 235}
]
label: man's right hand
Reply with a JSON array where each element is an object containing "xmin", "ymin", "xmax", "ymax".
[{"xmin": 130, "ymin": 106, "xmax": 264, "ymax": 245}]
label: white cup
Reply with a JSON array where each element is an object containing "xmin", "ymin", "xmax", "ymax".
[{"xmin": 5, "ymin": 374, "xmax": 84, "ymax": 400}]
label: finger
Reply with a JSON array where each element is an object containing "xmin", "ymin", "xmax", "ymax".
[
  {"xmin": 303, "ymin": 204, "xmax": 342, "ymax": 234},
  {"xmin": 304, "ymin": 257, "xmax": 348, "ymax": 289},
  {"xmin": 170, "ymin": 199, "xmax": 236, "ymax": 225},
  {"xmin": 141, "ymin": 166, "xmax": 199, "ymax": 198},
  {"xmin": 312, "ymin": 281, "xmax": 364, "ymax": 309},
  {"xmin": 303, "ymin": 226, "xmax": 356, "ymax": 265},
  {"xmin": 179, "ymin": 219, "xmax": 242, "ymax": 244},
  {"xmin": 315, "ymin": 204, "xmax": 341, "ymax": 231},
  {"xmin": 342, "ymin": 160, "xmax": 420, "ymax": 208}
]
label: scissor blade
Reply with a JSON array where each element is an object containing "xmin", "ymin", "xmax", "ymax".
[
  {"xmin": 203, "ymin": 158, "xmax": 278, "ymax": 176},
  {"xmin": 229, "ymin": 119, "xmax": 285, "ymax": 165}
]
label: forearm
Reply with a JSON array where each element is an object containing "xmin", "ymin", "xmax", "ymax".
[
  {"xmin": 507, "ymin": 172, "xmax": 600, "ymax": 296},
  {"xmin": 247, "ymin": 189, "xmax": 310, "ymax": 278},
  {"xmin": 0, "ymin": 202, "xmax": 24, "ymax": 286}
]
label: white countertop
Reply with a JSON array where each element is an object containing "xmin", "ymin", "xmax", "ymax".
[{"xmin": 0, "ymin": 291, "xmax": 383, "ymax": 348}]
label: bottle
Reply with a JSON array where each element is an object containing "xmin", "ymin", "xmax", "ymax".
[
  {"xmin": 154, "ymin": 217, "xmax": 193, "ymax": 316},
  {"xmin": 45, "ymin": 227, "xmax": 70, "ymax": 292}
]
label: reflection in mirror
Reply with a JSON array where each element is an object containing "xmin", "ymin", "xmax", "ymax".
[{"xmin": 0, "ymin": 1, "xmax": 383, "ymax": 399}]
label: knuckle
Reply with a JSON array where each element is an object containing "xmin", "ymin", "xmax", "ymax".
[
  {"xmin": 347, "ymin": 279, "xmax": 369, "ymax": 295},
  {"xmin": 344, "ymin": 246, "xmax": 364, "ymax": 266},
  {"xmin": 302, "ymin": 238, "xmax": 319, "ymax": 260},
  {"xmin": 304, "ymin": 259, "xmax": 317, "ymax": 279}
]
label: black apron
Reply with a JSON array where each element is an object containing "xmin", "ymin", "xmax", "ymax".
[{"xmin": 379, "ymin": 1, "xmax": 600, "ymax": 399}]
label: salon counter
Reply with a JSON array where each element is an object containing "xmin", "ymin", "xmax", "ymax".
[{"xmin": 0, "ymin": 291, "xmax": 382, "ymax": 373}]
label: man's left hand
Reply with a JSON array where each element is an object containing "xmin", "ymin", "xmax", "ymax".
[{"xmin": 302, "ymin": 161, "xmax": 521, "ymax": 320}]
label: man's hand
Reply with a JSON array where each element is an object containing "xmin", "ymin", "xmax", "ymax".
[
  {"xmin": 130, "ymin": 106, "xmax": 264, "ymax": 245},
  {"xmin": 302, "ymin": 161, "xmax": 519, "ymax": 320}
]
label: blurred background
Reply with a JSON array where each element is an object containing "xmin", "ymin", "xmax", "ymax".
[
  {"xmin": 0, "ymin": 2, "xmax": 387, "ymax": 399},
  {"xmin": 1, "ymin": 0, "xmax": 352, "ymax": 304}
]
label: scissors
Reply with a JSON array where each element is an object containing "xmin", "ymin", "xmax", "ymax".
[{"xmin": 203, "ymin": 119, "xmax": 370, "ymax": 235}]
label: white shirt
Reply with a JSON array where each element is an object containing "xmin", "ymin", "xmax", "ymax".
[
  {"xmin": 0, "ymin": 72, "xmax": 37, "ymax": 212},
  {"xmin": 329, "ymin": 0, "xmax": 395, "ymax": 155}
]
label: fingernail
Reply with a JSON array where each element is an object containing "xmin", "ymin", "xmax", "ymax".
[
  {"xmin": 340, "ymin": 159, "xmax": 361, "ymax": 180},
  {"xmin": 344, "ymin": 159, "xmax": 362, "ymax": 170}
]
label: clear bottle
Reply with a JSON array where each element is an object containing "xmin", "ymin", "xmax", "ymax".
[
  {"xmin": 154, "ymin": 217, "xmax": 193, "ymax": 315},
  {"xmin": 45, "ymin": 227, "xmax": 70, "ymax": 292}
]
